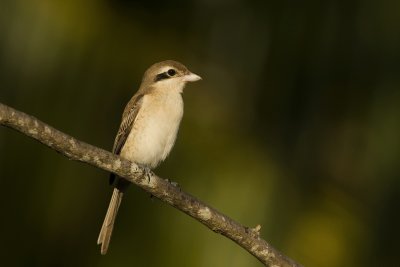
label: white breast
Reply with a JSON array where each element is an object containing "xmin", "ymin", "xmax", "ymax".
[{"xmin": 120, "ymin": 90, "xmax": 184, "ymax": 168}]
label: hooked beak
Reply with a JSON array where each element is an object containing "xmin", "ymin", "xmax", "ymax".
[{"xmin": 183, "ymin": 72, "xmax": 202, "ymax": 82}]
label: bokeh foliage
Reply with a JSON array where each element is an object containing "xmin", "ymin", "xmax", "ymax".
[{"xmin": 1, "ymin": 0, "xmax": 399, "ymax": 266}]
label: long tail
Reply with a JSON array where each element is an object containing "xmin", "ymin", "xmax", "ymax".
[{"xmin": 97, "ymin": 188, "xmax": 123, "ymax": 255}]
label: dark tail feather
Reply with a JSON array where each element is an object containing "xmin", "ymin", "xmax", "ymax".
[{"xmin": 97, "ymin": 188, "xmax": 123, "ymax": 255}]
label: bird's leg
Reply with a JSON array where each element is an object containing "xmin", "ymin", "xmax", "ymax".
[
  {"xmin": 139, "ymin": 165, "xmax": 155, "ymax": 200},
  {"xmin": 138, "ymin": 164, "xmax": 152, "ymax": 183},
  {"xmin": 165, "ymin": 178, "xmax": 180, "ymax": 190},
  {"xmin": 144, "ymin": 166, "xmax": 152, "ymax": 183}
]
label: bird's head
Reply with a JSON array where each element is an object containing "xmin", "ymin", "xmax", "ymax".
[{"xmin": 140, "ymin": 60, "xmax": 201, "ymax": 93}]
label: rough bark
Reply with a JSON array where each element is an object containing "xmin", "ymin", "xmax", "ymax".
[{"xmin": 0, "ymin": 102, "xmax": 302, "ymax": 267}]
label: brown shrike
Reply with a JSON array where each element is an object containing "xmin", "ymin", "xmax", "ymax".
[{"xmin": 97, "ymin": 60, "xmax": 201, "ymax": 254}]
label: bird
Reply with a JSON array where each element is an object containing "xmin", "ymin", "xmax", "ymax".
[{"xmin": 97, "ymin": 60, "xmax": 201, "ymax": 255}]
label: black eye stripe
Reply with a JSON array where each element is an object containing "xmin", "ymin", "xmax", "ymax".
[
  {"xmin": 154, "ymin": 72, "xmax": 170, "ymax": 82},
  {"xmin": 154, "ymin": 69, "xmax": 178, "ymax": 82}
]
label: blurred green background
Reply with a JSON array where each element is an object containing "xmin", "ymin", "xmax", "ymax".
[{"xmin": 1, "ymin": 0, "xmax": 399, "ymax": 266}]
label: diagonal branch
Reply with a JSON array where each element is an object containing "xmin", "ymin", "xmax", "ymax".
[{"xmin": 0, "ymin": 102, "xmax": 302, "ymax": 267}]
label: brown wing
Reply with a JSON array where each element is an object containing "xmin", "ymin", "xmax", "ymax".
[
  {"xmin": 109, "ymin": 93, "xmax": 144, "ymax": 185},
  {"xmin": 112, "ymin": 94, "xmax": 144, "ymax": 155}
]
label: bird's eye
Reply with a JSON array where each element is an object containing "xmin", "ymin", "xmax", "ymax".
[{"xmin": 167, "ymin": 69, "xmax": 176, "ymax": 76}]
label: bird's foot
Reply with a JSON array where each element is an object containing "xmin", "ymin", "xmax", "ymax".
[
  {"xmin": 144, "ymin": 167, "xmax": 152, "ymax": 183},
  {"xmin": 139, "ymin": 165, "xmax": 152, "ymax": 183},
  {"xmin": 165, "ymin": 178, "xmax": 180, "ymax": 190}
]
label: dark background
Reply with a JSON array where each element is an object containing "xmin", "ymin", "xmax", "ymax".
[{"xmin": 1, "ymin": 1, "xmax": 399, "ymax": 266}]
